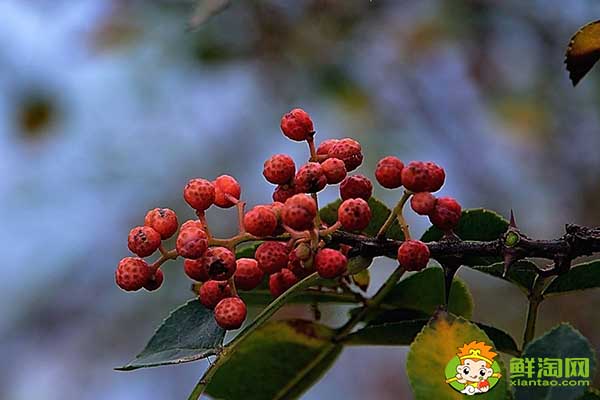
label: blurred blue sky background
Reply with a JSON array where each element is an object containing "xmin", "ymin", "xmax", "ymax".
[{"xmin": 1, "ymin": 0, "xmax": 600, "ymax": 399}]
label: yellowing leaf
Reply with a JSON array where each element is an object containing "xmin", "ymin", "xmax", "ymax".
[
  {"xmin": 565, "ymin": 20, "xmax": 600, "ymax": 86},
  {"xmin": 407, "ymin": 311, "xmax": 510, "ymax": 400}
]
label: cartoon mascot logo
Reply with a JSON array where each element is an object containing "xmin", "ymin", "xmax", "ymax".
[{"xmin": 444, "ymin": 341, "xmax": 502, "ymax": 395}]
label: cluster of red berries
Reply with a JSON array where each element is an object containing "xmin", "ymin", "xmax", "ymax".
[
  {"xmin": 115, "ymin": 107, "xmax": 462, "ymax": 331},
  {"xmin": 373, "ymin": 156, "xmax": 462, "ymax": 271}
]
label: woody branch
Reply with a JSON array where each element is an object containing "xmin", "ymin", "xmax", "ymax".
[{"xmin": 328, "ymin": 224, "xmax": 600, "ymax": 276}]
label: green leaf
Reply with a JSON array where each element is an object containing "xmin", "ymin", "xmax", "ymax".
[
  {"xmin": 343, "ymin": 319, "xmax": 520, "ymax": 356},
  {"xmin": 343, "ymin": 320, "xmax": 427, "ymax": 346},
  {"xmin": 235, "ymin": 241, "xmax": 262, "ymax": 259},
  {"xmin": 577, "ymin": 388, "xmax": 600, "ymax": 399},
  {"xmin": 352, "ymin": 268, "xmax": 370, "ymax": 291},
  {"xmin": 515, "ymin": 323, "xmax": 597, "ymax": 400},
  {"xmin": 205, "ymin": 319, "xmax": 341, "ymax": 400},
  {"xmin": 116, "ymin": 299, "xmax": 225, "ymax": 371},
  {"xmin": 320, "ymin": 197, "xmax": 404, "ymax": 239},
  {"xmin": 407, "ymin": 311, "xmax": 510, "ymax": 400},
  {"xmin": 363, "ymin": 267, "xmax": 473, "ymax": 324},
  {"xmin": 544, "ymin": 260, "xmax": 600, "ymax": 296},
  {"xmin": 471, "ymin": 260, "xmax": 538, "ymax": 294},
  {"xmin": 422, "ymin": 208, "xmax": 509, "ymax": 266}
]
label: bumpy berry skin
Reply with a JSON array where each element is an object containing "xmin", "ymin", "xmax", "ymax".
[
  {"xmin": 184, "ymin": 258, "xmax": 210, "ymax": 282},
  {"xmin": 328, "ymin": 138, "xmax": 363, "ymax": 171},
  {"xmin": 315, "ymin": 248, "xmax": 348, "ymax": 279},
  {"xmin": 294, "ymin": 162, "xmax": 327, "ymax": 193},
  {"xmin": 144, "ymin": 208, "xmax": 179, "ymax": 239},
  {"xmin": 116, "ymin": 257, "xmax": 152, "ymax": 291},
  {"xmin": 316, "ymin": 139, "xmax": 339, "ymax": 156},
  {"xmin": 321, "ymin": 157, "xmax": 347, "ymax": 184},
  {"xmin": 128, "ymin": 226, "xmax": 161, "ymax": 257},
  {"xmin": 282, "ymin": 194, "xmax": 317, "ymax": 231},
  {"xmin": 269, "ymin": 268, "xmax": 298, "ymax": 297},
  {"xmin": 263, "ymin": 154, "xmax": 296, "ymax": 185},
  {"xmin": 144, "ymin": 269, "xmax": 164, "ymax": 291},
  {"xmin": 255, "ymin": 241, "xmax": 289, "ymax": 274},
  {"xmin": 201, "ymin": 247, "xmax": 236, "ymax": 281},
  {"xmin": 244, "ymin": 206, "xmax": 278, "ymax": 237},
  {"xmin": 273, "ymin": 184, "xmax": 296, "ymax": 203},
  {"xmin": 429, "ymin": 197, "xmax": 461, "ymax": 230},
  {"xmin": 397, "ymin": 240, "xmax": 430, "ymax": 271},
  {"xmin": 184, "ymin": 178, "xmax": 215, "ymax": 211},
  {"xmin": 338, "ymin": 198, "xmax": 372, "ymax": 231},
  {"xmin": 234, "ymin": 258, "xmax": 264, "ymax": 290},
  {"xmin": 213, "ymin": 175, "xmax": 241, "ymax": 208},
  {"xmin": 280, "ymin": 108, "xmax": 314, "ymax": 141},
  {"xmin": 401, "ymin": 161, "xmax": 433, "ymax": 193},
  {"xmin": 180, "ymin": 220, "xmax": 204, "ymax": 231},
  {"xmin": 340, "ymin": 174, "xmax": 373, "ymax": 201},
  {"xmin": 375, "ymin": 156, "xmax": 404, "ymax": 189},
  {"xmin": 410, "ymin": 192, "xmax": 437, "ymax": 215},
  {"xmin": 424, "ymin": 162, "xmax": 445, "ymax": 192},
  {"xmin": 199, "ymin": 280, "xmax": 232, "ymax": 309},
  {"xmin": 214, "ymin": 297, "xmax": 247, "ymax": 330},
  {"xmin": 176, "ymin": 226, "xmax": 208, "ymax": 259}
]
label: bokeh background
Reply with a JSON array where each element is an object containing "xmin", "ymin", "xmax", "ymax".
[{"xmin": 2, "ymin": 0, "xmax": 600, "ymax": 399}]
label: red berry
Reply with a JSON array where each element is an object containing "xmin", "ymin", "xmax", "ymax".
[
  {"xmin": 429, "ymin": 197, "xmax": 461, "ymax": 231},
  {"xmin": 115, "ymin": 257, "xmax": 152, "ymax": 291},
  {"xmin": 424, "ymin": 162, "xmax": 445, "ymax": 192},
  {"xmin": 144, "ymin": 269, "xmax": 164, "ymax": 291},
  {"xmin": 340, "ymin": 174, "xmax": 373, "ymax": 201},
  {"xmin": 273, "ymin": 184, "xmax": 296, "ymax": 203},
  {"xmin": 255, "ymin": 241, "xmax": 289, "ymax": 274},
  {"xmin": 401, "ymin": 161, "xmax": 433, "ymax": 193},
  {"xmin": 280, "ymin": 108, "xmax": 314, "ymax": 141},
  {"xmin": 316, "ymin": 139, "xmax": 339, "ymax": 156},
  {"xmin": 127, "ymin": 226, "xmax": 161, "ymax": 257},
  {"xmin": 269, "ymin": 268, "xmax": 298, "ymax": 297},
  {"xmin": 184, "ymin": 258, "xmax": 210, "ymax": 282},
  {"xmin": 375, "ymin": 156, "xmax": 404, "ymax": 189},
  {"xmin": 234, "ymin": 258, "xmax": 264, "ymax": 290},
  {"xmin": 282, "ymin": 194, "xmax": 317, "ymax": 231},
  {"xmin": 294, "ymin": 162, "xmax": 327, "ymax": 193},
  {"xmin": 263, "ymin": 154, "xmax": 296, "ymax": 185},
  {"xmin": 183, "ymin": 178, "xmax": 215, "ymax": 211},
  {"xmin": 397, "ymin": 240, "xmax": 430, "ymax": 271},
  {"xmin": 338, "ymin": 198, "xmax": 371, "ymax": 231},
  {"xmin": 200, "ymin": 246, "xmax": 237, "ymax": 281},
  {"xmin": 144, "ymin": 208, "xmax": 179, "ymax": 239},
  {"xmin": 176, "ymin": 226, "xmax": 208, "ymax": 259},
  {"xmin": 214, "ymin": 297, "xmax": 247, "ymax": 330},
  {"xmin": 199, "ymin": 280, "xmax": 232, "ymax": 309},
  {"xmin": 213, "ymin": 175, "xmax": 241, "ymax": 208},
  {"xmin": 244, "ymin": 205, "xmax": 278, "ymax": 237},
  {"xmin": 180, "ymin": 219, "xmax": 204, "ymax": 231},
  {"xmin": 315, "ymin": 248, "xmax": 347, "ymax": 279},
  {"xmin": 321, "ymin": 157, "xmax": 347, "ymax": 184},
  {"xmin": 328, "ymin": 138, "xmax": 363, "ymax": 171},
  {"xmin": 410, "ymin": 192, "xmax": 437, "ymax": 215}
]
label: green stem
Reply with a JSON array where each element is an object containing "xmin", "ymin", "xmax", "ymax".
[
  {"xmin": 522, "ymin": 275, "xmax": 552, "ymax": 347},
  {"xmin": 376, "ymin": 191, "xmax": 412, "ymax": 239},
  {"xmin": 187, "ymin": 271, "xmax": 322, "ymax": 400},
  {"xmin": 334, "ymin": 264, "xmax": 406, "ymax": 340}
]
